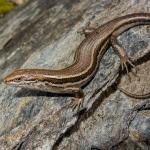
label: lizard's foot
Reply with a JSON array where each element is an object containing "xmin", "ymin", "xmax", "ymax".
[
  {"xmin": 78, "ymin": 27, "xmax": 96, "ymax": 37},
  {"xmin": 69, "ymin": 97, "xmax": 84, "ymax": 111},
  {"xmin": 78, "ymin": 22, "xmax": 99, "ymax": 37},
  {"xmin": 120, "ymin": 55, "xmax": 139, "ymax": 80},
  {"xmin": 121, "ymin": 55, "xmax": 135, "ymax": 73},
  {"xmin": 66, "ymin": 88, "xmax": 84, "ymax": 111}
]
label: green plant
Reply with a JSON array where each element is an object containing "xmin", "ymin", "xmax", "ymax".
[{"xmin": 0, "ymin": 0, "xmax": 15, "ymax": 15}]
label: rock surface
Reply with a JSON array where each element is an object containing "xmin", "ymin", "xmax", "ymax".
[{"xmin": 0, "ymin": 0, "xmax": 150, "ymax": 149}]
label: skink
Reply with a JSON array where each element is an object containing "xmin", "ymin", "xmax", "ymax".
[{"xmin": 4, "ymin": 13, "xmax": 150, "ymax": 109}]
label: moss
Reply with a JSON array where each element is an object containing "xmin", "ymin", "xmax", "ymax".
[{"xmin": 0, "ymin": 0, "xmax": 15, "ymax": 15}]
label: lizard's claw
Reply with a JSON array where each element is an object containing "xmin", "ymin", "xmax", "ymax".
[
  {"xmin": 69, "ymin": 97, "xmax": 83, "ymax": 111},
  {"xmin": 121, "ymin": 55, "xmax": 137, "ymax": 74},
  {"xmin": 120, "ymin": 55, "xmax": 139, "ymax": 81}
]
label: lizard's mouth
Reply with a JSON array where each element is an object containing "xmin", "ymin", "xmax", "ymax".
[
  {"xmin": 3, "ymin": 75, "xmax": 23, "ymax": 85},
  {"xmin": 4, "ymin": 78, "xmax": 18, "ymax": 85},
  {"xmin": 3, "ymin": 76, "xmax": 11, "ymax": 84}
]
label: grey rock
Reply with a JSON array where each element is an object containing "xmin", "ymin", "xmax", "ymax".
[{"xmin": 0, "ymin": 0, "xmax": 150, "ymax": 149}]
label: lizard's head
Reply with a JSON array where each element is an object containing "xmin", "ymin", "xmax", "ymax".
[
  {"xmin": 4, "ymin": 69, "xmax": 63, "ymax": 93},
  {"xmin": 4, "ymin": 69, "xmax": 37, "ymax": 86}
]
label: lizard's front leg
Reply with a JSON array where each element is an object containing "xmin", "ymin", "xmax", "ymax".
[
  {"xmin": 67, "ymin": 87, "xmax": 84, "ymax": 111},
  {"xmin": 110, "ymin": 26, "xmax": 136, "ymax": 74}
]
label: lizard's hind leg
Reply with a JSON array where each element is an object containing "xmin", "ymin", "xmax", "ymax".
[{"xmin": 110, "ymin": 24, "xmax": 139, "ymax": 77}]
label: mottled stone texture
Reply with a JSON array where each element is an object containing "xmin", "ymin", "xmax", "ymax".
[{"xmin": 0, "ymin": 0, "xmax": 150, "ymax": 149}]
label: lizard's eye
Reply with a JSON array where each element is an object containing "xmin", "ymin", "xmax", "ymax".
[{"xmin": 15, "ymin": 78, "xmax": 21, "ymax": 81}]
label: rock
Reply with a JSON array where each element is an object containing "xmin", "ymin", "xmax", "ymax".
[{"xmin": 0, "ymin": 0, "xmax": 150, "ymax": 149}]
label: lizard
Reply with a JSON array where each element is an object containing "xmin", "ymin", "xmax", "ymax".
[{"xmin": 4, "ymin": 13, "xmax": 150, "ymax": 110}]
